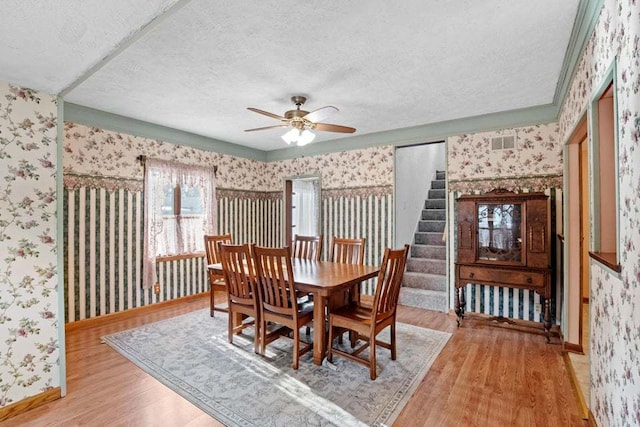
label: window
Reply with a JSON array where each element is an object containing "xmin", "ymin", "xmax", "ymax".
[
  {"xmin": 142, "ymin": 158, "xmax": 217, "ymax": 288},
  {"xmin": 589, "ymin": 64, "xmax": 620, "ymax": 272}
]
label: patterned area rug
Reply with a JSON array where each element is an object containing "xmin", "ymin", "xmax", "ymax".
[{"xmin": 102, "ymin": 309, "xmax": 450, "ymax": 426}]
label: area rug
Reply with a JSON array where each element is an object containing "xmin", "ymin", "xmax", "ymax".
[{"xmin": 102, "ymin": 309, "xmax": 450, "ymax": 426}]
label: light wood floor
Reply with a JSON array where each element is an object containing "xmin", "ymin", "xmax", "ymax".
[{"xmin": 3, "ymin": 293, "xmax": 586, "ymax": 427}]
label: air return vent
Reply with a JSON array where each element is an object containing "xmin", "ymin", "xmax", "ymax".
[{"xmin": 491, "ymin": 135, "xmax": 516, "ymax": 150}]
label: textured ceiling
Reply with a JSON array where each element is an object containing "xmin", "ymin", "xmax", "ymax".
[{"xmin": 1, "ymin": 0, "xmax": 579, "ymax": 151}]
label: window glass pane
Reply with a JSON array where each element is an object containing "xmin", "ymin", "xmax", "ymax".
[
  {"xmin": 161, "ymin": 184, "xmax": 175, "ymax": 215},
  {"xmin": 180, "ymin": 185, "xmax": 203, "ymax": 215}
]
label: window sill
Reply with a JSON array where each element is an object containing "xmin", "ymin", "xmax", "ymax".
[
  {"xmin": 588, "ymin": 252, "xmax": 621, "ymax": 273},
  {"xmin": 156, "ymin": 252, "xmax": 206, "ymax": 262}
]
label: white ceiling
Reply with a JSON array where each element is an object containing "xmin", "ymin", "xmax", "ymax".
[{"xmin": 1, "ymin": 0, "xmax": 580, "ymax": 152}]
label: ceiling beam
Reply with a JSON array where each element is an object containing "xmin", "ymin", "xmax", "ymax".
[{"xmin": 59, "ymin": 0, "xmax": 193, "ymax": 97}]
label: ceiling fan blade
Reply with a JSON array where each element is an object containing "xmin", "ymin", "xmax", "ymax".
[
  {"xmin": 314, "ymin": 123, "xmax": 356, "ymax": 133},
  {"xmin": 247, "ymin": 107, "xmax": 285, "ymax": 121},
  {"xmin": 303, "ymin": 106, "xmax": 338, "ymax": 123},
  {"xmin": 244, "ymin": 125, "xmax": 289, "ymax": 132}
]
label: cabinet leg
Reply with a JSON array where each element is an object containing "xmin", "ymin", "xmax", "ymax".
[
  {"xmin": 455, "ymin": 286, "xmax": 465, "ymax": 327},
  {"xmin": 543, "ymin": 297, "xmax": 552, "ymax": 343}
]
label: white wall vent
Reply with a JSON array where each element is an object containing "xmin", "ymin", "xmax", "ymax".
[{"xmin": 491, "ymin": 135, "xmax": 516, "ymax": 150}]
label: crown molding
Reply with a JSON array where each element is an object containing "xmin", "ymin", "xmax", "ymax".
[
  {"xmin": 63, "ymin": 102, "xmax": 267, "ymax": 161},
  {"xmin": 552, "ymin": 0, "xmax": 605, "ymax": 109},
  {"xmin": 266, "ymin": 104, "xmax": 557, "ymax": 161}
]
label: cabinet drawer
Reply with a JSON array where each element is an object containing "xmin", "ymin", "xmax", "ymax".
[{"xmin": 459, "ymin": 266, "xmax": 545, "ymax": 288}]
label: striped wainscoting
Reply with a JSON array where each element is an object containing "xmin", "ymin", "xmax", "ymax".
[
  {"xmin": 63, "ymin": 178, "xmax": 283, "ymax": 323},
  {"xmin": 216, "ymin": 189, "xmax": 283, "ymax": 247},
  {"xmin": 447, "ymin": 181, "xmax": 561, "ymax": 323},
  {"xmin": 321, "ymin": 187, "xmax": 393, "ymax": 295},
  {"xmin": 63, "ymin": 178, "xmax": 391, "ymax": 322}
]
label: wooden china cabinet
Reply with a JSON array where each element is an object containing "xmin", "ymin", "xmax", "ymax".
[{"xmin": 454, "ymin": 189, "xmax": 552, "ymax": 342}]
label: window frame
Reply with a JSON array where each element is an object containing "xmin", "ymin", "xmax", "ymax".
[
  {"xmin": 142, "ymin": 158, "xmax": 217, "ymax": 289},
  {"xmin": 587, "ymin": 58, "xmax": 621, "ymax": 273}
]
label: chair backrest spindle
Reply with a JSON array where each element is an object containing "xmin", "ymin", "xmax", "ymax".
[
  {"xmin": 219, "ymin": 243, "xmax": 256, "ymax": 303},
  {"xmin": 371, "ymin": 245, "xmax": 410, "ymax": 320},
  {"xmin": 292, "ymin": 234, "xmax": 323, "ymax": 261},
  {"xmin": 253, "ymin": 245, "xmax": 296, "ymax": 316},
  {"xmin": 329, "ymin": 237, "xmax": 366, "ymax": 265}
]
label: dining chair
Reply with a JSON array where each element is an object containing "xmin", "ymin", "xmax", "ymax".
[
  {"xmin": 292, "ymin": 234, "xmax": 323, "ymax": 336},
  {"xmin": 326, "ymin": 244, "xmax": 409, "ymax": 380},
  {"xmin": 252, "ymin": 245, "xmax": 314, "ymax": 370},
  {"xmin": 204, "ymin": 233, "xmax": 232, "ymax": 317},
  {"xmin": 327, "ymin": 237, "xmax": 367, "ymax": 343},
  {"xmin": 219, "ymin": 243, "xmax": 261, "ymax": 354},
  {"xmin": 292, "ymin": 234, "xmax": 323, "ymax": 261}
]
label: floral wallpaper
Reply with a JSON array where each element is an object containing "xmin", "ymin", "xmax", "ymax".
[
  {"xmin": 558, "ymin": 1, "xmax": 640, "ymax": 426},
  {"xmin": 63, "ymin": 122, "xmax": 393, "ymax": 192},
  {"xmin": 447, "ymin": 122, "xmax": 562, "ymax": 189},
  {"xmin": 268, "ymin": 147, "xmax": 394, "ymax": 190},
  {"xmin": 0, "ymin": 83, "xmax": 59, "ymax": 408}
]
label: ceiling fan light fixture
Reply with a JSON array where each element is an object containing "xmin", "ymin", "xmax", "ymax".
[
  {"xmin": 281, "ymin": 128, "xmax": 300, "ymax": 144},
  {"xmin": 247, "ymin": 95, "xmax": 355, "ymax": 147},
  {"xmin": 297, "ymin": 129, "xmax": 315, "ymax": 146}
]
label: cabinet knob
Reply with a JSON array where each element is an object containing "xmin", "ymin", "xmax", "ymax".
[
  {"xmin": 526, "ymin": 277, "xmax": 532, "ymax": 284},
  {"xmin": 469, "ymin": 272, "xmax": 475, "ymax": 278}
]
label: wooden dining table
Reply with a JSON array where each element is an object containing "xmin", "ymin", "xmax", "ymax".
[{"xmin": 208, "ymin": 259, "xmax": 380, "ymax": 365}]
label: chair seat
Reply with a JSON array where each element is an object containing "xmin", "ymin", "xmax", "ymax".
[
  {"xmin": 297, "ymin": 299, "xmax": 314, "ymax": 316},
  {"xmin": 264, "ymin": 301, "xmax": 313, "ymax": 322},
  {"xmin": 333, "ymin": 304, "xmax": 374, "ymax": 325}
]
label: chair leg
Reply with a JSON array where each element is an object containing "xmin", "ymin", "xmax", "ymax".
[
  {"xmin": 370, "ymin": 332, "xmax": 377, "ymax": 380},
  {"xmin": 253, "ymin": 317, "xmax": 260, "ymax": 354},
  {"xmin": 228, "ymin": 310, "xmax": 234, "ymax": 344},
  {"xmin": 391, "ymin": 321, "xmax": 397, "ymax": 360},
  {"xmin": 292, "ymin": 327, "xmax": 300, "ymax": 370},
  {"xmin": 260, "ymin": 320, "xmax": 266, "ymax": 356},
  {"xmin": 210, "ymin": 289, "xmax": 215, "ymax": 317},
  {"xmin": 326, "ymin": 320, "xmax": 334, "ymax": 363}
]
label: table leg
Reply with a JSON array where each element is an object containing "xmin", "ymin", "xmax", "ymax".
[{"xmin": 313, "ymin": 294, "xmax": 327, "ymax": 365}]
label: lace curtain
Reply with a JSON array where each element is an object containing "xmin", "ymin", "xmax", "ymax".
[
  {"xmin": 292, "ymin": 179, "xmax": 319, "ymax": 236},
  {"xmin": 142, "ymin": 158, "xmax": 217, "ymax": 288}
]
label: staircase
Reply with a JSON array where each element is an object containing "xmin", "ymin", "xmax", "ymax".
[{"xmin": 399, "ymin": 170, "xmax": 448, "ymax": 312}]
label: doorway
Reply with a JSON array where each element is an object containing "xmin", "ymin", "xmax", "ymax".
[
  {"xmin": 565, "ymin": 115, "xmax": 590, "ymax": 417},
  {"xmin": 283, "ymin": 176, "xmax": 321, "ymax": 245}
]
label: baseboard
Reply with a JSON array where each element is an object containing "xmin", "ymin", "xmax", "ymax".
[
  {"xmin": 564, "ymin": 341, "xmax": 584, "ymax": 354},
  {"xmin": 65, "ymin": 292, "xmax": 209, "ymax": 332},
  {"xmin": 0, "ymin": 387, "xmax": 61, "ymax": 422},
  {"xmin": 562, "ymin": 352, "xmax": 589, "ymax": 420},
  {"xmin": 454, "ymin": 311, "xmax": 561, "ymax": 340}
]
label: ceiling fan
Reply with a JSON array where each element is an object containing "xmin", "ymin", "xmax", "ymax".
[{"xmin": 245, "ymin": 96, "xmax": 356, "ymax": 146}]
